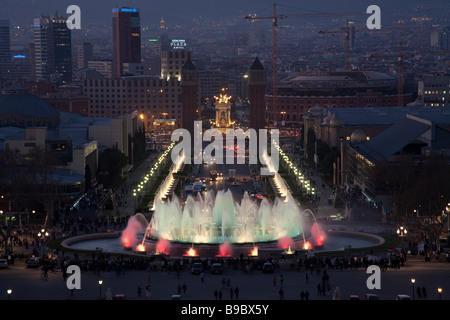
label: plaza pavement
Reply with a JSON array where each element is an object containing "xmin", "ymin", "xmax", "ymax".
[{"xmin": 0, "ymin": 256, "xmax": 449, "ymax": 301}]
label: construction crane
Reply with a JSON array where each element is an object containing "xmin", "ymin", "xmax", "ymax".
[
  {"xmin": 318, "ymin": 23, "xmax": 436, "ymax": 72},
  {"xmin": 369, "ymin": 43, "xmax": 450, "ymax": 106},
  {"xmin": 318, "ymin": 19, "xmax": 353, "ymax": 72},
  {"xmin": 244, "ymin": 4, "xmax": 362, "ymax": 126}
]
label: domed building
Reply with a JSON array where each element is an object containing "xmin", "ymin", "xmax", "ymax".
[
  {"xmin": 0, "ymin": 85, "xmax": 59, "ymax": 128},
  {"xmin": 350, "ymin": 129, "xmax": 367, "ymax": 143}
]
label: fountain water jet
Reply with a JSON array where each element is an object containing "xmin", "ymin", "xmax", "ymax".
[
  {"xmin": 120, "ymin": 189, "xmax": 316, "ymax": 257},
  {"xmin": 217, "ymin": 241, "xmax": 232, "ymax": 257}
]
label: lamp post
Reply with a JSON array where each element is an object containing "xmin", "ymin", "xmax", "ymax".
[
  {"xmin": 438, "ymin": 287, "xmax": 442, "ymax": 300},
  {"xmin": 98, "ymin": 280, "xmax": 103, "ymax": 299},
  {"xmin": 37, "ymin": 228, "xmax": 49, "ymax": 256},
  {"xmin": 397, "ymin": 226, "xmax": 407, "ymax": 237},
  {"xmin": 7, "ymin": 289, "xmax": 12, "ymax": 300},
  {"xmin": 411, "ymin": 278, "xmax": 416, "ymax": 300}
]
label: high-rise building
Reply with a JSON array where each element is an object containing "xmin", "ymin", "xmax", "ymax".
[
  {"xmin": 161, "ymin": 39, "xmax": 192, "ymax": 80},
  {"xmin": 33, "ymin": 14, "xmax": 72, "ymax": 83},
  {"xmin": 76, "ymin": 42, "xmax": 94, "ymax": 71},
  {"xmin": 0, "ymin": 20, "xmax": 11, "ymax": 79},
  {"xmin": 112, "ymin": 7, "xmax": 141, "ymax": 78}
]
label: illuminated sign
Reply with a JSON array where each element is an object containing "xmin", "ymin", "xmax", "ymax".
[
  {"xmin": 121, "ymin": 8, "xmax": 137, "ymax": 13},
  {"xmin": 148, "ymin": 39, "xmax": 159, "ymax": 42},
  {"xmin": 113, "ymin": 8, "xmax": 138, "ymax": 13},
  {"xmin": 170, "ymin": 39, "xmax": 187, "ymax": 50},
  {"xmin": 13, "ymin": 55, "xmax": 25, "ymax": 58}
]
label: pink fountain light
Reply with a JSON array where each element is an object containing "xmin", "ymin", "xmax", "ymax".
[
  {"xmin": 278, "ymin": 237, "xmax": 293, "ymax": 249},
  {"xmin": 217, "ymin": 241, "xmax": 232, "ymax": 257},
  {"xmin": 156, "ymin": 239, "xmax": 170, "ymax": 255},
  {"xmin": 311, "ymin": 222, "xmax": 326, "ymax": 247},
  {"xmin": 121, "ymin": 215, "xmax": 147, "ymax": 248}
]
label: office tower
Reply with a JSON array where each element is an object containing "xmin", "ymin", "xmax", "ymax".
[
  {"xmin": 161, "ymin": 44, "xmax": 192, "ymax": 80},
  {"xmin": 76, "ymin": 42, "xmax": 94, "ymax": 71},
  {"xmin": 34, "ymin": 14, "xmax": 72, "ymax": 83},
  {"xmin": 0, "ymin": 20, "xmax": 11, "ymax": 78},
  {"xmin": 112, "ymin": 7, "xmax": 141, "ymax": 78},
  {"xmin": 439, "ymin": 27, "xmax": 450, "ymax": 51},
  {"xmin": 248, "ymin": 57, "xmax": 266, "ymax": 132}
]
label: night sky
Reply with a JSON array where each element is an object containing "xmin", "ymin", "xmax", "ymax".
[{"xmin": 1, "ymin": 0, "xmax": 449, "ymax": 26}]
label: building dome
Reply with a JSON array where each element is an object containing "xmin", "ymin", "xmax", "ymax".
[
  {"xmin": 329, "ymin": 114, "xmax": 343, "ymax": 127},
  {"xmin": 308, "ymin": 103, "xmax": 323, "ymax": 117},
  {"xmin": 0, "ymin": 90, "xmax": 59, "ymax": 128},
  {"xmin": 350, "ymin": 129, "xmax": 367, "ymax": 143}
]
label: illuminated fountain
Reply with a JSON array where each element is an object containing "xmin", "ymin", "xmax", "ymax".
[
  {"xmin": 120, "ymin": 189, "xmax": 317, "ymax": 257},
  {"xmin": 147, "ymin": 189, "xmax": 305, "ymax": 244}
]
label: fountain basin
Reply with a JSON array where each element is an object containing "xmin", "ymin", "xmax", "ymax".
[{"xmin": 62, "ymin": 229, "xmax": 384, "ymax": 258}]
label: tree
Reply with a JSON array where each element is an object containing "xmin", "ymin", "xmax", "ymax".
[{"xmin": 374, "ymin": 155, "xmax": 450, "ymax": 251}]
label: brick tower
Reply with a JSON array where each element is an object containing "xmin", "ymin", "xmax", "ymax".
[
  {"xmin": 181, "ymin": 57, "xmax": 200, "ymax": 142},
  {"xmin": 248, "ymin": 57, "xmax": 267, "ymax": 132}
]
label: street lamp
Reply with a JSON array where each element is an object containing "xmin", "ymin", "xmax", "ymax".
[
  {"xmin": 397, "ymin": 226, "xmax": 407, "ymax": 237},
  {"xmin": 98, "ymin": 280, "xmax": 103, "ymax": 299},
  {"xmin": 7, "ymin": 289, "xmax": 12, "ymax": 300},
  {"xmin": 438, "ymin": 287, "xmax": 443, "ymax": 300},
  {"xmin": 411, "ymin": 278, "xmax": 416, "ymax": 300}
]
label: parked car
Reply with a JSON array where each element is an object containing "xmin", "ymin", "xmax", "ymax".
[
  {"xmin": 170, "ymin": 294, "xmax": 182, "ymax": 300},
  {"xmin": 262, "ymin": 262, "xmax": 274, "ymax": 273},
  {"xmin": 365, "ymin": 293, "xmax": 379, "ymax": 300},
  {"xmin": 191, "ymin": 262, "xmax": 203, "ymax": 274},
  {"xmin": 0, "ymin": 258, "xmax": 8, "ymax": 269},
  {"xmin": 349, "ymin": 295, "xmax": 360, "ymax": 300},
  {"xmin": 25, "ymin": 257, "xmax": 41, "ymax": 268},
  {"xmin": 396, "ymin": 294, "xmax": 412, "ymax": 300},
  {"xmin": 211, "ymin": 263, "xmax": 223, "ymax": 274}
]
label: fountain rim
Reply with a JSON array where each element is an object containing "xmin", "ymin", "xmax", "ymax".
[{"xmin": 60, "ymin": 229, "xmax": 385, "ymax": 256}]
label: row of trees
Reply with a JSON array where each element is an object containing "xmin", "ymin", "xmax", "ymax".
[{"xmin": 374, "ymin": 155, "xmax": 450, "ymax": 249}]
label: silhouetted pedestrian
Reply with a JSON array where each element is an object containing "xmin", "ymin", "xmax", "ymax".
[
  {"xmin": 279, "ymin": 287, "xmax": 284, "ymax": 300},
  {"xmin": 422, "ymin": 286, "xmax": 427, "ymax": 298},
  {"xmin": 234, "ymin": 287, "xmax": 239, "ymax": 299}
]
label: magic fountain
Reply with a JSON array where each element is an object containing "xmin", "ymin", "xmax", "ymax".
[{"xmin": 120, "ymin": 189, "xmax": 326, "ymax": 257}]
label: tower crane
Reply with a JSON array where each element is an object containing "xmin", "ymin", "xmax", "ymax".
[
  {"xmin": 318, "ymin": 23, "xmax": 436, "ymax": 72},
  {"xmin": 369, "ymin": 43, "xmax": 450, "ymax": 106},
  {"xmin": 244, "ymin": 4, "xmax": 362, "ymax": 125}
]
